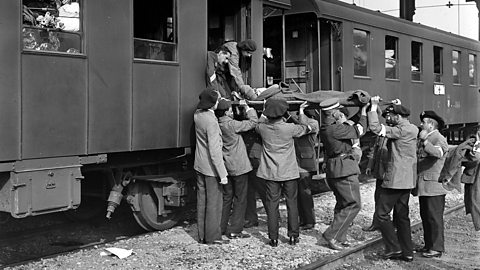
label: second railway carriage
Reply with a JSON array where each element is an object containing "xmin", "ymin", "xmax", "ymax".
[
  {"xmin": 0, "ymin": 0, "xmax": 478, "ymax": 232},
  {"xmin": 263, "ymin": 0, "xmax": 479, "ymax": 138}
]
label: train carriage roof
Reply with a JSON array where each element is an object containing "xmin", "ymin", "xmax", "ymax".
[{"xmin": 294, "ymin": 0, "xmax": 480, "ymax": 51}]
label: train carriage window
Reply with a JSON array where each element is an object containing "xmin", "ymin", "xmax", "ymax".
[
  {"xmin": 353, "ymin": 29, "xmax": 369, "ymax": 77},
  {"xmin": 411, "ymin": 41, "xmax": 422, "ymax": 81},
  {"xmin": 385, "ymin": 35, "xmax": 398, "ymax": 79},
  {"xmin": 22, "ymin": 0, "xmax": 82, "ymax": 54},
  {"xmin": 134, "ymin": 0, "xmax": 176, "ymax": 61},
  {"xmin": 452, "ymin": 50, "xmax": 461, "ymax": 84},
  {"xmin": 469, "ymin": 54, "xmax": 477, "ymax": 86},
  {"xmin": 433, "ymin": 46, "xmax": 443, "ymax": 83}
]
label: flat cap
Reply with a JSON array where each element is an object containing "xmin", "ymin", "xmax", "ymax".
[
  {"xmin": 237, "ymin": 39, "xmax": 257, "ymax": 52},
  {"xmin": 197, "ymin": 87, "xmax": 219, "ymax": 110},
  {"xmin": 216, "ymin": 98, "xmax": 232, "ymax": 111},
  {"xmin": 320, "ymin": 98, "xmax": 342, "ymax": 111},
  {"xmin": 420, "ymin": 110, "xmax": 445, "ymax": 130},
  {"xmin": 383, "ymin": 104, "xmax": 410, "ymax": 117},
  {"xmin": 263, "ymin": 98, "xmax": 288, "ymax": 118}
]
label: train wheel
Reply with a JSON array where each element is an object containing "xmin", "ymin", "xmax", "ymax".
[{"xmin": 132, "ymin": 182, "xmax": 180, "ymax": 231}]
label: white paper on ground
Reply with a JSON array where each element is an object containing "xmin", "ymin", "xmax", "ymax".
[{"xmin": 104, "ymin": 247, "xmax": 133, "ymax": 259}]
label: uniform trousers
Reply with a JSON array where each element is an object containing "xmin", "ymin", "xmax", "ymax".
[
  {"xmin": 371, "ymin": 178, "xmax": 383, "ymax": 226},
  {"xmin": 195, "ymin": 171, "xmax": 223, "ymax": 243},
  {"xmin": 298, "ymin": 172, "xmax": 316, "ymax": 225},
  {"xmin": 245, "ymin": 167, "xmax": 267, "ymax": 224},
  {"xmin": 324, "ymin": 174, "xmax": 361, "ymax": 242},
  {"xmin": 221, "ymin": 173, "xmax": 249, "ymax": 234},
  {"xmin": 265, "ymin": 179, "xmax": 299, "ymax": 240},
  {"xmin": 375, "ymin": 188, "xmax": 413, "ymax": 256},
  {"xmin": 419, "ymin": 195, "xmax": 445, "ymax": 252}
]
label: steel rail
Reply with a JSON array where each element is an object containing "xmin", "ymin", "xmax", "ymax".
[{"xmin": 296, "ymin": 203, "xmax": 465, "ymax": 270}]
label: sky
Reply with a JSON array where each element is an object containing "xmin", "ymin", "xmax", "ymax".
[{"xmin": 338, "ymin": 0, "xmax": 479, "ymax": 40}]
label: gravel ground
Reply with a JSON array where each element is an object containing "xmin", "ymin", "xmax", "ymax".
[
  {"xmin": 336, "ymin": 208, "xmax": 480, "ymax": 270},
  {"xmin": 4, "ymin": 180, "xmax": 468, "ymax": 270}
]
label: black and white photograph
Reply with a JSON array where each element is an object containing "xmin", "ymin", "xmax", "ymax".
[{"xmin": 1, "ymin": 0, "xmax": 479, "ymax": 269}]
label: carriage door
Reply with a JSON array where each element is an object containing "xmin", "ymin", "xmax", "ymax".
[
  {"xmin": 320, "ymin": 19, "xmax": 343, "ymax": 91},
  {"xmin": 284, "ymin": 14, "xmax": 318, "ymax": 93},
  {"xmin": 207, "ymin": 0, "xmax": 241, "ymax": 51}
]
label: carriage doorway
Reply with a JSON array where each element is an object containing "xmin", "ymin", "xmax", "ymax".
[
  {"xmin": 263, "ymin": 12, "xmax": 318, "ymax": 93},
  {"xmin": 207, "ymin": 0, "xmax": 246, "ymax": 51},
  {"xmin": 320, "ymin": 19, "xmax": 343, "ymax": 91}
]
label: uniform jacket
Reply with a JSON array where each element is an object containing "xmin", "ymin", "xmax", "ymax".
[
  {"xmin": 295, "ymin": 117, "xmax": 319, "ymax": 173},
  {"xmin": 320, "ymin": 115, "xmax": 367, "ymax": 179},
  {"xmin": 440, "ymin": 137, "xmax": 479, "ymax": 184},
  {"xmin": 223, "ymin": 41, "xmax": 257, "ymax": 100},
  {"xmin": 440, "ymin": 137, "xmax": 480, "ymax": 231},
  {"xmin": 368, "ymin": 111, "xmax": 418, "ymax": 189},
  {"xmin": 243, "ymin": 129, "xmax": 262, "ymax": 169},
  {"xmin": 193, "ymin": 109, "xmax": 228, "ymax": 179},
  {"xmin": 256, "ymin": 115, "xmax": 311, "ymax": 181},
  {"xmin": 416, "ymin": 129, "xmax": 449, "ymax": 196},
  {"xmin": 218, "ymin": 108, "xmax": 258, "ymax": 176},
  {"xmin": 206, "ymin": 51, "xmax": 234, "ymax": 99},
  {"xmin": 366, "ymin": 134, "xmax": 388, "ymax": 180}
]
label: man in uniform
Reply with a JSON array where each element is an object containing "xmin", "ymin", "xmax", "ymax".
[
  {"xmin": 215, "ymin": 99, "xmax": 258, "ymax": 239},
  {"xmin": 193, "ymin": 88, "xmax": 229, "ymax": 245},
  {"xmin": 319, "ymin": 98, "xmax": 368, "ymax": 250},
  {"xmin": 363, "ymin": 107, "xmax": 394, "ymax": 232},
  {"xmin": 205, "ymin": 45, "xmax": 233, "ymax": 99},
  {"xmin": 415, "ymin": 110, "xmax": 449, "ymax": 258},
  {"xmin": 223, "ymin": 40, "xmax": 265, "ymax": 100},
  {"xmin": 243, "ymin": 130, "xmax": 267, "ymax": 229},
  {"xmin": 256, "ymin": 99, "xmax": 313, "ymax": 247},
  {"xmin": 368, "ymin": 96, "xmax": 418, "ymax": 262},
  {"xmin": 293, "ymin": 110, "xmax": 319, "ymax": 230}
]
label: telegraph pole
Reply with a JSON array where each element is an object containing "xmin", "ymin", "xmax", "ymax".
[{"xmin": 400, "ymin": 0, "xmax": 416, "ymax": 21}]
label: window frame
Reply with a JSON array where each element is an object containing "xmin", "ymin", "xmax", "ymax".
[
  {"xmin": 411, "ymin": 41, "xmax": 423, "ymax": 82},
  {"xmin": 469, "ymin": 53, "xmax": 477, "ymax": 86},
  {"xmin": 433, "ymin": 45, "xmax": 443, "ymax": 83},
  {"xmin": 133, "ymin": 0, "xmax": 178, "ymax": 63},
  {"xmin": 385, "ymin": 35, "xmax": 399, "ymax": 80},
  {"xmin": 452, "ymin": 50, "xmax": 461, "ymax": 85},
  {"xmin": 353, "ymin": 28, "xmax": 370, "ymax": 78},
  {"xmin": 22, "ymin": 0, "xmax": 84, "ymax": 56}
]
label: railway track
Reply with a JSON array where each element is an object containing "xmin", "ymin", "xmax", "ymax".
[
  {"xmin": 0, "ymin": 179, "xmax": 361, "ymax": 268},
  {"xmin": 297, "ymin": 203, "xmax": 465, "ymax": 270},
  {"xmin": 0, "ymin": 205, "xmax": 196, "ymax": 268},
  {"xmin": 1, "ymin": 179, "xmax": 468, "ymax": 270}
]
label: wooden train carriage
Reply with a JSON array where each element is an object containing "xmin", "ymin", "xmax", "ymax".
[
  {"xmin": 0, "ymin": 0, "xmax": 283, "ymax": 230},
  {"xmin": 0, "ymin": 0, "xmax": 208, "ymax": 222},
  {"xmin": 1, "ymin": 0, "xmax": 478, "ymax": 230},
  {"xmin": 264, "ymin": 0, "xmax": 480, "ymax": 130}
]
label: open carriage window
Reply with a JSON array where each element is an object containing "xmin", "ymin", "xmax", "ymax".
[
  {"xmin": 22, "ymin": 0, "xmax": 82, "ymax": 54},
  {"xmin": 452, "ymin": 50, "xmax": 461, "ymax": 84},
  {"xmin": 385, "ymin": 35, "xmax": 398, "ymax": 79},
  {"xmin": 411, "ymin": 41, "xmax": 422, "ymax": 81},
  {"xmin": 469, "ymin": 54, "xmax": 477, "ymax": 86},
  {"xmin": 433, "ymin": 46, "xmax": 443, "ymax": 83},
  {"xmin": 134, "ymin": 0, "xmax": 177, "ymax": 61},
  {"xmin": 353, "ymin": 29, "xmax": 369, "ymax": 77}
]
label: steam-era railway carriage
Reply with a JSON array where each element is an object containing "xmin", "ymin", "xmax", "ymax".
[{"xmin": 0, "ymin": 0, "xmax": 478, "ymax": 231}]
